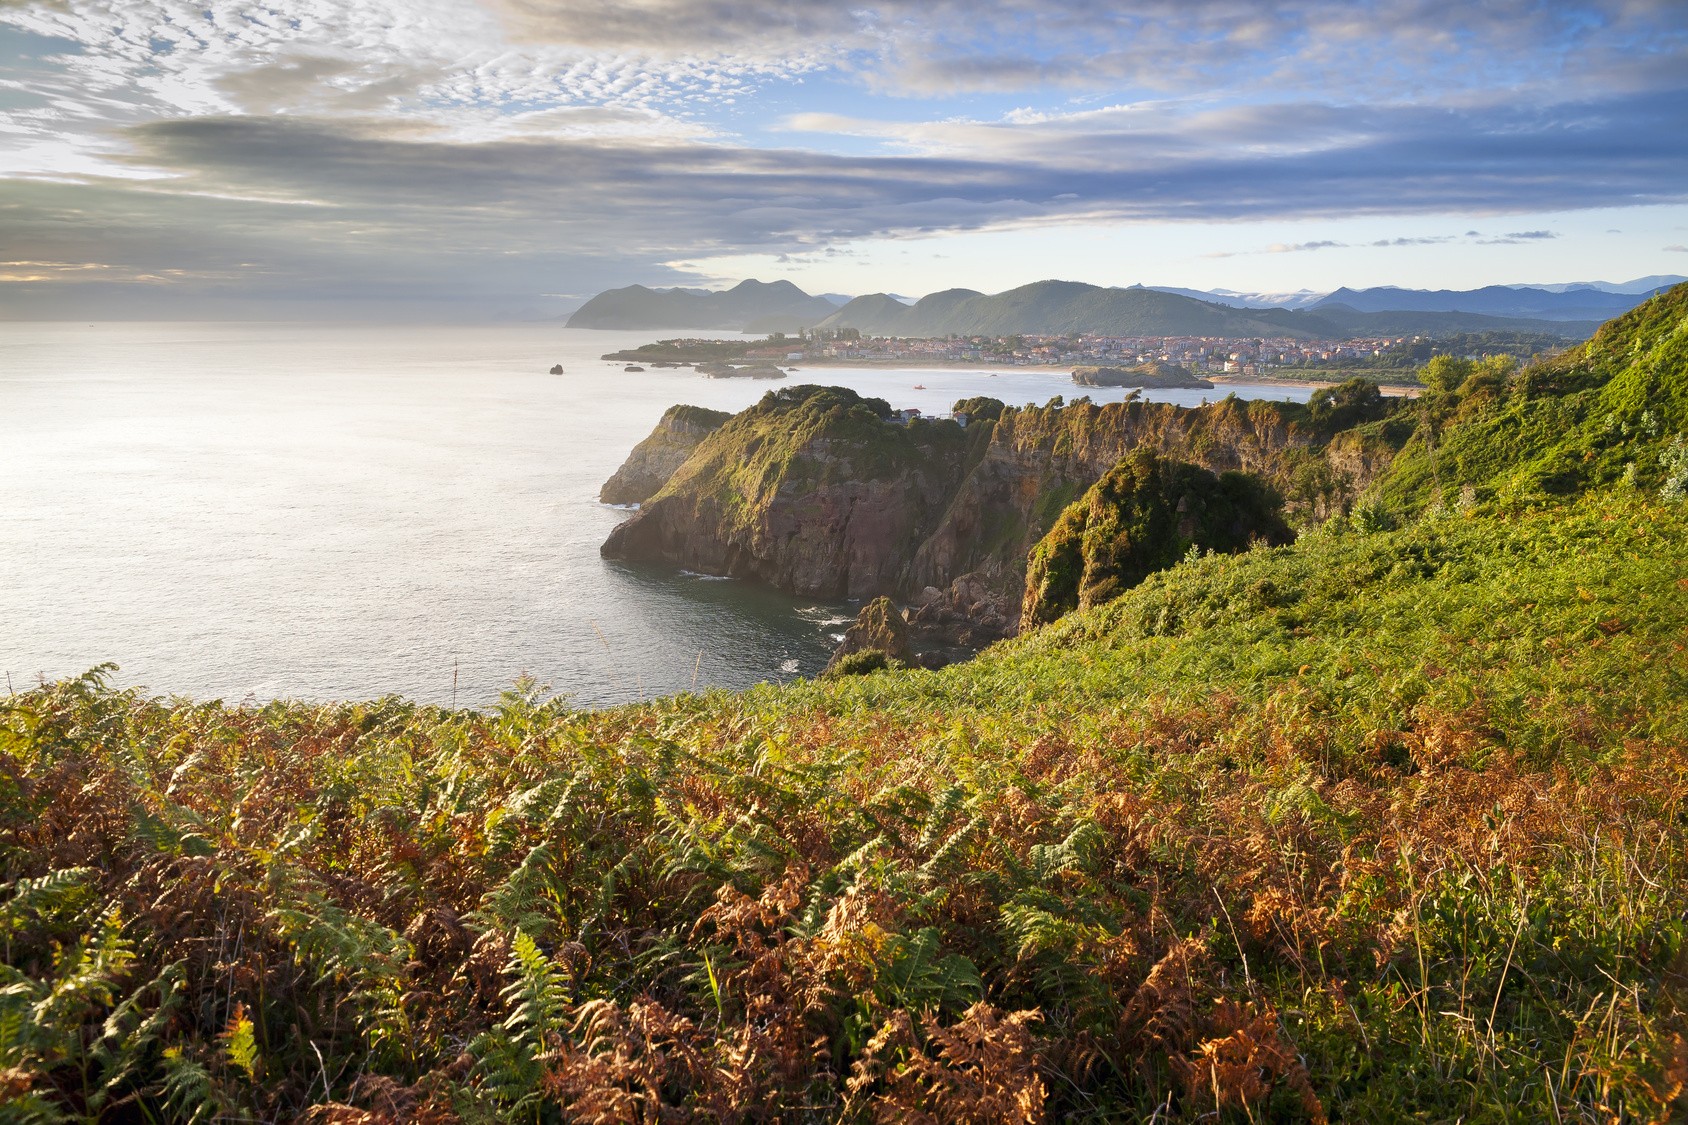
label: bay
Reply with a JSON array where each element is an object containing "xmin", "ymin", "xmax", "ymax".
[{"xmin": 0, "ymin": 321, "xmax": 1308, "ymax": 707}]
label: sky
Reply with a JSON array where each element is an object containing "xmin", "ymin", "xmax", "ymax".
[{"xmin": 1, "ymin": 0, "xmax": 1686, "ymax": 319}]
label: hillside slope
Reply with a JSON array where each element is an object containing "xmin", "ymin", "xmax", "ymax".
[
  {"xmin": 604, "ymin": 385, "xmax": 1406, "ymax": 611},
  {"xmin": 1375, "ymin": 280, "xmax": 1688, "ymax": 513},
  {"xmin": 3, "ymin": 288, "xmax": 1686, "ymax": 1121},
  {"xmin": 4, "ymin": 493, "xmax": 1684, "ymax": 1121},
  {"xmin": 1312, "ymin": 282, "xmax": 1660, "ymax": 322}
]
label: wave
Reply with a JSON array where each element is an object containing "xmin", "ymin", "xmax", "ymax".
[{"xmin": 795, "ymin": 606, "xmax": 854, "ymax": 627}]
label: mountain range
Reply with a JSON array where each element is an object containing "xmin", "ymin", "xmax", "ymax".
[
  {"xmin": 1146, "ymin": 276, "xmax": 1683, "ymax": 317},
  {"xmin": 564, "ymin": 279, "xmax": 843, "ymax": 332},
  {"xmin": 814, "ymin": 281, "xmax": 1597, "ymax": 339},
  {"xmin": 564, "ymin": 276, "xmax": 1684, "ymax": 337}
]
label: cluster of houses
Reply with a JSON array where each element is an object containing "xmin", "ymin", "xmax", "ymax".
[{"xmin": 737, "ymin": 331, "xmax": 1412, "ymax": 373}]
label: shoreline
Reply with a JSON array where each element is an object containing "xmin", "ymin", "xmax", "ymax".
[
  {"xmin": 790, "ymin": 362, "xmax": 1424, "ymax": 397},
  {"xmin": 608, "ymin": 352, "xmax": 1424, "ymax": 397},
  {"xmin": 1206, "ymin": 373, "xmax": 1422, "ymax": 397}
]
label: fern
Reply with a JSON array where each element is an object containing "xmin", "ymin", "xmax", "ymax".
[
  {"xmin": 159, "ymin": 1046, "xmax": 224, "ymax": 1125},
  {"xmin": 876, "ymin": 927, "xmax": 982, "ymax": 1016},
  {"xmin": 86, "ymin": 962, "xmax": 185, "ymax": 1114},
  {"xmin": 471, "ymin": 842, "xmax": 560, "ymax": 939},
  {"xmin": 33, "ymin": 907, "xmax": 135, "ymax": 1055},
  {"xmin": 0, "ymin": 868, "xmax": 96, "ymax": 954},
  {"xmin": 470, "ymin": 930, "xmax": 573, "ymax": 1118},
  {"xmin": 266, "ymin": 890, "xmax": 412, "ymax": 1061},
  {"xmin": 222, "ymin": 1003, "xmax": 260, "ymax": 1081},
  {"xmin": 1026, "ymin": 819, "xmax": 1104, "ymax": 883}
]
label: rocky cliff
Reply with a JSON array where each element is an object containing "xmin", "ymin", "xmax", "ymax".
[
  {"xmin": 823, "ymin": 596, "xmax": 915, "ymax": 675},
  {"xmin": 601, "ymin": 386, "xmax": 978, "ymax": 598},
  {"xmin": 599, "ymin": 404, "xmax": 732, "ymax": 505},
  {"xmin": 602, "ymin": 385, "xmax": 1408, "ymax": 634}
]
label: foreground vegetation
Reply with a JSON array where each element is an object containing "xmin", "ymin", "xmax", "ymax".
[{"xmin": 3, "ymin": 288, "xmax": 1686, "ymax": 1122}]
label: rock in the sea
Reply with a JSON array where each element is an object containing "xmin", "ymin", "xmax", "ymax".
[
  {"xmin": 1072, "ymin": 361, "xmax": 1212, "ymax": 389},
  {"xmin": 824, "ymin": 596, "xmax": 914, "ymax": 675},
  {"xmin": 599, "ymin": 404, "xmax": 732, "ymax": 505},
  {"xmin": 549, "ymin": 364, "xmax": 566, "ymax": 374},
  {"xmin": 905, "ymin": 572, "xmax": 1019, "ymax": 652},
  {"xmin": 697, "ymin": 361, "xmax": 787, "ymax": 380}
]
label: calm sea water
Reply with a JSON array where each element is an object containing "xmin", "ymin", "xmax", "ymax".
[{"xmin": 0, "ymin": 322, "xmax": 1308, "ymax": 708}]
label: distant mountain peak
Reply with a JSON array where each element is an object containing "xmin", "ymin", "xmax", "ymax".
[{"xmin": 566, "ymin": 279, "xmax": 842, "ymax": 331}]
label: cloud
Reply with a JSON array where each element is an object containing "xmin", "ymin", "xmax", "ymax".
[
  {"xmin": 488, "ymin": 0, "xmax": 1688, "ymax": 105},
  {"xmin": 1666, "ymin": 244, "xmax": 1688, "ymax": 252},
  {"xmin": 1269, "ymin": 240, "xmax": 1347, "ymax": 253},
  {"xmin": 1, "ymin": 0, "xmax": 1686, "ymax": 313},
  {"xmin": 2, "ymin": 77, "xmax": 1684, "ymax": 316},
  {"xmin": 1473, "ymin": 229, "xmax": 1561, "ymax": 244}
]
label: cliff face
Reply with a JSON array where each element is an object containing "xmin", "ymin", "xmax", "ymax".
[
  {"xmin": 602, "ymin": 386, "xmax": 976, "ymax": 598},
  {"xmin": 905, "ymin": 395, "xmax": 1328, "ymax": 595},
  {"xmin": 600, "ymin": 405, "xmax": 732, "ymax": 505},
  {"xmin": 602, "ymin": 387, "xmax": 1407, "ymax": 615}
]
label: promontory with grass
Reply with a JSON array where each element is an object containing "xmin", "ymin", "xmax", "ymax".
[{"xmin": 4, "ymin": 285, "xmax": 1688, "ymax": 1121}]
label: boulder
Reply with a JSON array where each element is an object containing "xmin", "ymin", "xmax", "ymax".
[{"xmin": 824, "ymin": 597, "xmax": 914, "ymax": 675}]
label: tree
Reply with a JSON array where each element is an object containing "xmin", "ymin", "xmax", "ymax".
[{"xmin": 1420, "ymin": 355, "xmax": 1473, "ymax": 394}]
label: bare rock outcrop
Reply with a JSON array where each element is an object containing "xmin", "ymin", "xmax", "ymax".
[
  {"xmin": 599, "ymin": 404, "xmax": 732, "ymax": 506},
  {"xmin": 823, "ymin": 597, "xmax": 915, "ymax": 675}
]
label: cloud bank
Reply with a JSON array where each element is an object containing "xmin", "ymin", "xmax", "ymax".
[{"xmin": 0, "ymin": 0, "xmax": 1684, "ymax": 314}]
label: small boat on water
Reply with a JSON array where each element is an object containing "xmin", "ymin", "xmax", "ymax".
[{"xmin": 913, "ymin": 383, "xmax": 926, "ymax": 390}]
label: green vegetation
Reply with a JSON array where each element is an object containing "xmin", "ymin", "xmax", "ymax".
[
  {"xmin": 1021, "ymin": 450, "xmax": 1292, "ymax": 627},
  {"xmin": 1376, "ymin": 281, "xmax": 1688, "ymax": 515},
  {"xmin": 654, "ymin": 385, "xmax": 967, "ymax": 512},
  {"xmin": 1272, "ymin": 331, "xmax": 1574, "ymax": 379},
  {"xmin": 4, "ymin": 287, "xmax": 1687, "ymax": 1121}
]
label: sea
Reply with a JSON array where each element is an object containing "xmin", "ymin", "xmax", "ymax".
[{"xmin": 0, "ymin": 322, "xmax": 1311, "ymax": 709}]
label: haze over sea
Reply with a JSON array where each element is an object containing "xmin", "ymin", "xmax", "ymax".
[{"xmin": 1, "ymin": 322, "xmax": 1309, "ymax": 708}]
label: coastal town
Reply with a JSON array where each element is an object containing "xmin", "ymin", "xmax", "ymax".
[
  {"xmin": 611, "ymin": 329, "xmax": 1469, "ymax": 380},
  {"xmin": 775, "ymin": 328, "xmax": 1416, "ymax": 374}
]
